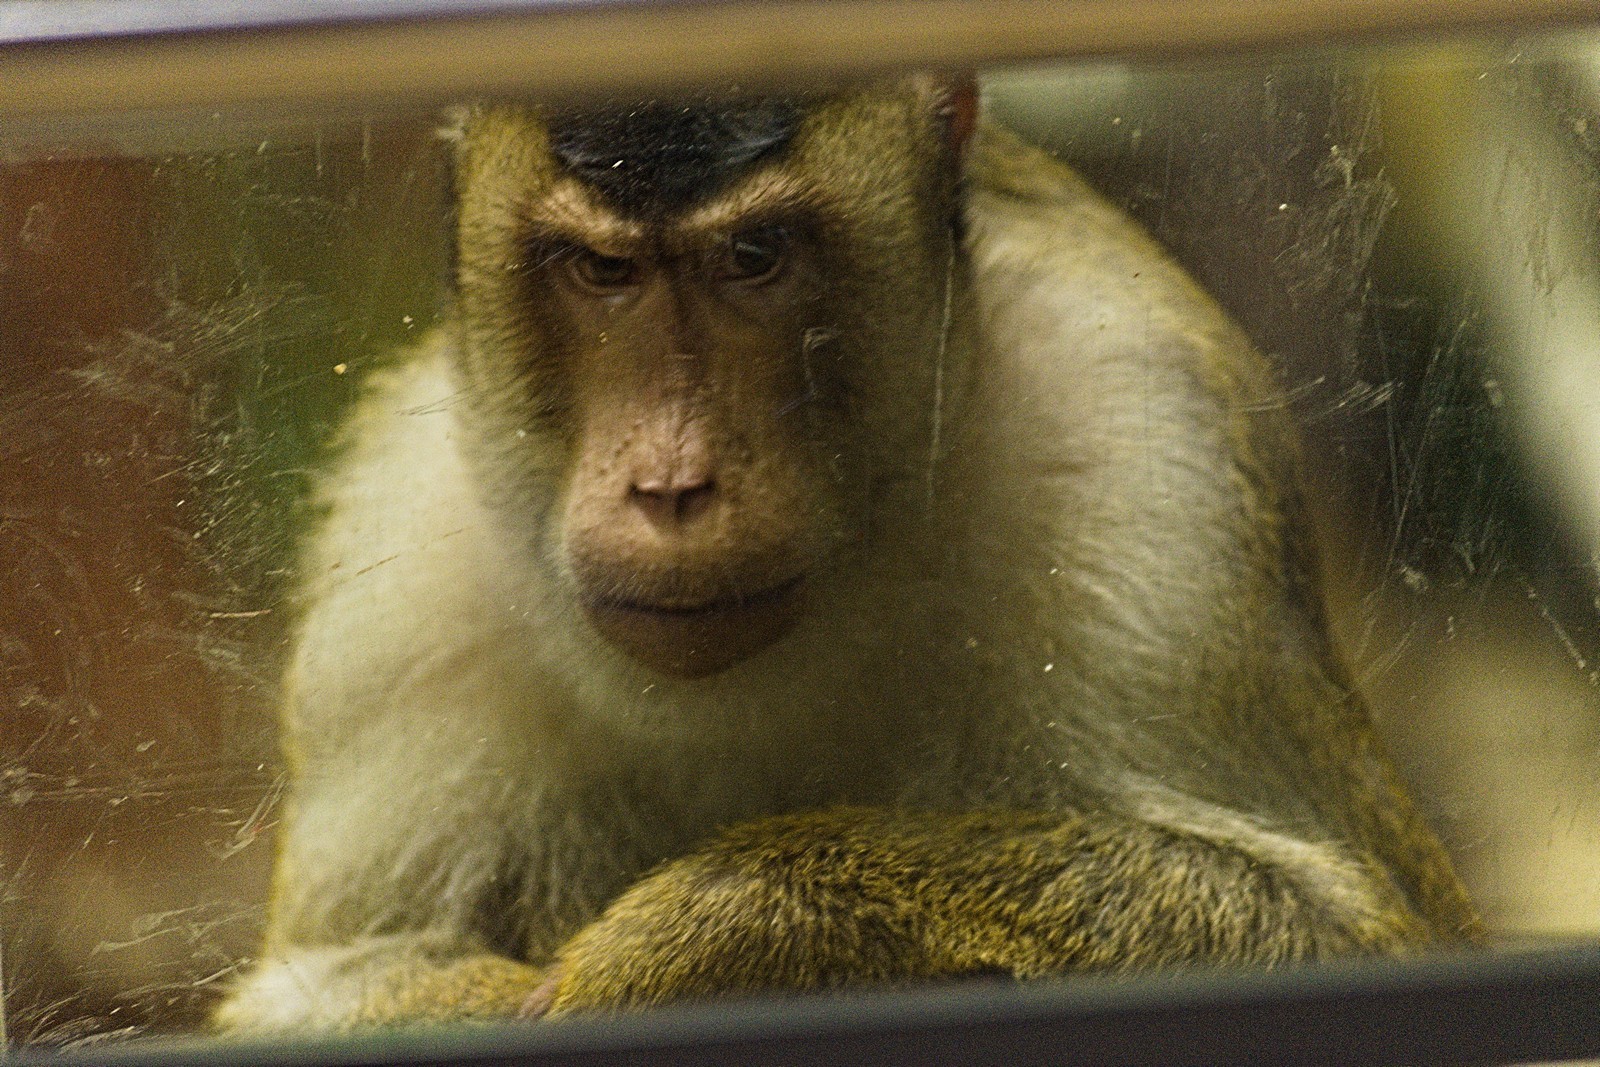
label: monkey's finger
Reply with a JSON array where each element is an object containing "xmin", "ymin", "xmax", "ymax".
[{"xmin": 518, "ymin": 968, "xmax": 564, "ymax": 1020}]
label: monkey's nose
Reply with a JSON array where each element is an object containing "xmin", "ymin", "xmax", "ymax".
[{"xmin": 628, "ymin": 475, "xmax": 717, "ymax": 528}]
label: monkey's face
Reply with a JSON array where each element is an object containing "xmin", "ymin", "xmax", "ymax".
[{"xmin": 450, "ymin": 83, "xmax": 958, "ymax": 677}]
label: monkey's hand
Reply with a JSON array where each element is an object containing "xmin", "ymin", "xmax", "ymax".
[
  {"xmin": 214, "ymin": 933, "xmax": 549, "ymax": 1033},
  {"xmin": 537, "ymin": 805, "xmax": 1428, "ymax": 1016}
]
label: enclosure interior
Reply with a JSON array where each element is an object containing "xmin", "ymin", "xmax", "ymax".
[{"xmin": 3, "ymin": 18, "xmax": 1600, "ymax": 1050}]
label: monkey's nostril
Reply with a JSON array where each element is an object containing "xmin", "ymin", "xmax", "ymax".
[
  {"xmin": 674, "ymin": 480, "xmax": 717, "ymax": 523},
  {"xmin": 628, "ymin": 477, "xmax": 717, "ymax": 527}
]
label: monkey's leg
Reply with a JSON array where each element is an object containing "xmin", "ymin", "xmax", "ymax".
[
  {"xmin": 538, "ymin": 805, "xmax": 1434, "ymax": 1016},
  {"xmin": 214, "ymin": 933, "xmax": 548, "ymax": 1033}
]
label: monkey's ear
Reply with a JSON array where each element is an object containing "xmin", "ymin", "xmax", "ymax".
[{"xmin": 938, "ymin": 73, "xmax": 980, "ymax": 165}]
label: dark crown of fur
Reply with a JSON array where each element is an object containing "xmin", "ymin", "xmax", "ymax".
[{"xmin": 548, "ymin": 97, "xmax": 803, "ymax": 217}]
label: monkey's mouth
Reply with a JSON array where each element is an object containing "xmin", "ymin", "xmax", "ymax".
[
  {"xmin": 595, "ymin": 575, "xmax": 803, "ymax": 618},
  {"xmin": 581, "ymin": 575, "xmax": 805, "ymax": 678}
]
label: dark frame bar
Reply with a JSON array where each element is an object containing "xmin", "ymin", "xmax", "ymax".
[
  {"xmin": 10, "ymin": 946, "xmax": 1600, "ymax": 1067},
  {"xmin": 3, "ymin": 0, "xmax": 1600, "ymax": 121}
]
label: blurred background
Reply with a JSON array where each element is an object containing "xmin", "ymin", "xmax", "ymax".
[{"xmin": 4, "ymin": 13, "xmax": 1600, "ymax": 1048}]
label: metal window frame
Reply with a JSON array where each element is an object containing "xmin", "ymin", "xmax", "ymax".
[
  {"xmin": 2, "ymin": 0, "xmax": 1600, "ymax": 120},
  {"xmin": 5, "ymin": 2, "xmax": 1600, "ymax": 1064},
  {"xmin": 9, "ymin": 946, "xmax": 1600, "ymax": 1066}
]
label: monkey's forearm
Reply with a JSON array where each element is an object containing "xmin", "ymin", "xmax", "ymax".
[
  {"xmin": 543, "ymin": 806, "xmax": 1432, "ymax": 1015},
  {"xmin": 214, "ymin": 933, "xmax": 547, "ymax": 1033}
]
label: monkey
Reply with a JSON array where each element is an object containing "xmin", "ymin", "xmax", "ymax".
[{"xmin": 213, "ymin": 74, "xmax": 1479, "ymax": 1032}]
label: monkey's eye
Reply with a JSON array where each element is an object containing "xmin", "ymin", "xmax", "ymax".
[
  {"xmin": 568, "ymin": 248, "xmax": 642, "ymax": 291},
  {"xmin": 720, "ymin": 226, "xmax": 789, "ymax": 284}
]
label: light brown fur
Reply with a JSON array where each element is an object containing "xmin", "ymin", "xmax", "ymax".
[{"xmin": 216, "ymin": 77, "xmax": 1476, "ymax": 1033}]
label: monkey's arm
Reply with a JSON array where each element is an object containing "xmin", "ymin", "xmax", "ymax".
[
  {"xmin": 540, "ymin": 805, "xmax": 1434, "ymax": 1015},
  {"xmin": 214, "ymin": 714, "xmax": 560, "ymax": 1034},
  {"xmin": 212, "ymin": 693, "xmax": 561, "ymax": 1033},
  {"xmin": 214, "ymin": 934, "xmax": 546, "ymax": 1032},
  {"xmin": 214, "ymin": 715, "xmax": 556, "ymax": 1034},
  {"xmin": 213, "ymin": 353, "xmax": 567, "ymax": 1034}
]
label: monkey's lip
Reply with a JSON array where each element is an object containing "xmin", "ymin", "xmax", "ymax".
[
  {"xmin": 581, "ymin": 575, "xmax": 805, "ymax": 678},
  {"xmin": 589, "ymin": 574, "xmax": 804, "ymax": 618}
]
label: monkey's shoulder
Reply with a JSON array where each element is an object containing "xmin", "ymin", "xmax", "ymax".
[
  {"xmin": 298, "ymin": 338, "xmax": 481, "ymax": 581},
  {"xmin": 966, "ymin": 123, "xmax": 1300, "ymax": 503},
  {"xmin": 286, "ymin": 337, "xmax": 544, "ymax": 724},
  {"xmin": 967, "ymin": 123, "xmax": 1260, "ymax": 366}
]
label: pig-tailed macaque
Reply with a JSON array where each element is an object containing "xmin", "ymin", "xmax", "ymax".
[{"xmin": 216, "ymin": 75, "xmax": 1478, "ymax": 1031}]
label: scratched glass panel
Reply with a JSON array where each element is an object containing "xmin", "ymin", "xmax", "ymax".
[
  {"xmin": 0, "ymin": 115, "xmax": 449, "ymax": 1042},
  {"xmin": 991, "ymin": 40, "xmax": 1600, "ymax": 939},
  {"xmin": 1, "ymin": 24, "xmax": 1599, "ymax": 1057}
]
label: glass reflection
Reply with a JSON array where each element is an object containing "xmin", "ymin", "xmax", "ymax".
[{"xmin": 2, "ymin": 30, "xmax": 1600, "ymax": 1051}]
